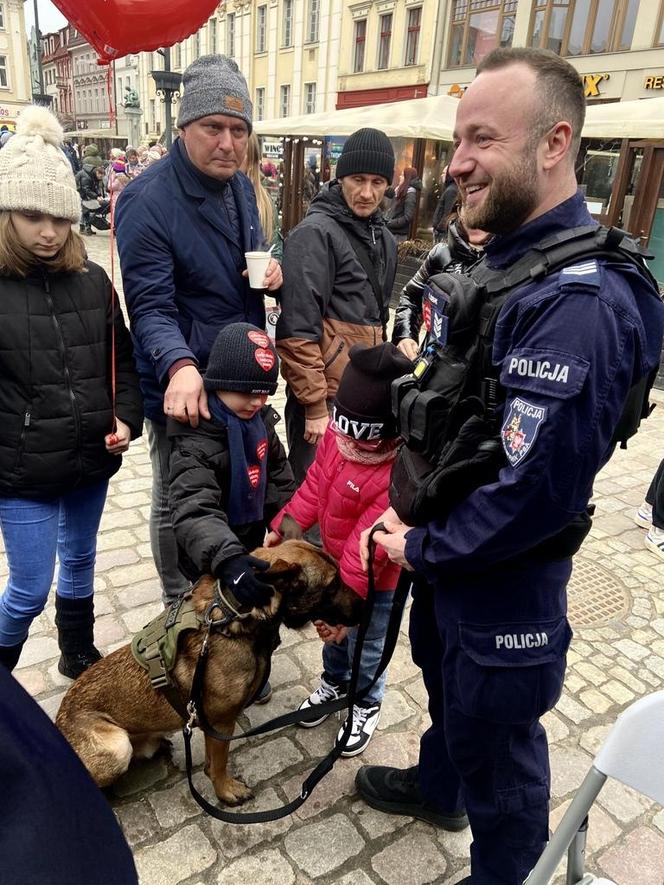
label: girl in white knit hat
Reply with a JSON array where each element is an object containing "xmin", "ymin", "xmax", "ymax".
[{"xmin": 0, "ymin": 106, "xmax": 143, "ymax": 677}]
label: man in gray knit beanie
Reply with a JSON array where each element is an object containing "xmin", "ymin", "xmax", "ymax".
[
  {"xmin": 176, "ymin": 55, "xmax": 252, "ymax": 133},
  {"xmin": 115, "ymin": 52, "xmax": 282, "ymax": 608}
]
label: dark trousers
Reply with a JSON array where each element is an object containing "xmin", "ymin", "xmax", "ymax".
[
  {"xmin": 645, "ymin": 457, "xmax": 664, "ymax": 528},
  {"xmin": 409, "ymin": 558, "xmax": 572, "ymax": 885},
  {"xmin": 284, "ymin": 387, "xmax": 333, "ymax": 485}
]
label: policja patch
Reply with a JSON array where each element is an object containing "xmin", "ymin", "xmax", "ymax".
[{"xmin": 501, "ymin": 397, "xmax": 548, "ymax": 467}]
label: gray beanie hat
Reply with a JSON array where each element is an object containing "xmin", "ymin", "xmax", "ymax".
[
  {"xmin": 0, "ymin": 105, "xmax": 80, "ymax": 222},
  {"xmin": 176, "ymin": 54, "xmax": 252, "ymax": 132}
]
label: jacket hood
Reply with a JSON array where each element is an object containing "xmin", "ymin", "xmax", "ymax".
[{"xmin": 408, "ymin": 178, "xmax": 422, "ymax": 191}]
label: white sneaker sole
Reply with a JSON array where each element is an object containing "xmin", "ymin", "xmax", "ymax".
[
  {"xmin": 634, "ymin": 511, "xmax": 653, "ymax": 529},
  {"xmin": 645, "ymin": 535, "xmax": 664, "ymax": 561},
  {"xmin": 337, "ymin": 709, "xmax": 381, "ymax": 757}
]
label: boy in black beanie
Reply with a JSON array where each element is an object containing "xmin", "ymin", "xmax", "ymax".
[
  {"xmin": 167, "ymin": 323, "xmax": 296, "ymax": 701},
  {"xmin": 267, "ymin": 342, "xmax": 412, "ymax": 755}
]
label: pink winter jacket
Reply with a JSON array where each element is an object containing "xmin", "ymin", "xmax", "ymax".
[{"xmin": 271, "ymin": 426, "xmax": 401, "ymax": 597}]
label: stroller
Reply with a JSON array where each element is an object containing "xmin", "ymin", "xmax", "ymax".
[
  {"xmin": 81, "ymin": 197, "xmax": 112, "ymax": 232},
  {"xmin": 525, "ymin": 691, "xmax": 664, "ymax": 884}
]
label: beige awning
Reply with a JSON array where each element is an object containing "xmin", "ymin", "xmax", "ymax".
[
  {"xmin": 582, "ymin": 97, "xmax": 664, "ymax": 140},
  {"xmin": 256, "ymin": 92, "xmax": 664, "ymax": 143},
  {"xmin": 254, "ymin": 93, "xmax": 461, "ymax": 141}
]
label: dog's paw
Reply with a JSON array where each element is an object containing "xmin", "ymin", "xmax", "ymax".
[{"xmin": 216, "ymin": 776, "xmax": 254, "ymax": 806}]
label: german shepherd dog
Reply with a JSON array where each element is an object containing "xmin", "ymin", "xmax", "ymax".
[{"xmin": 56, "ymin": 541, "xmax": 362, "ymax": 806}]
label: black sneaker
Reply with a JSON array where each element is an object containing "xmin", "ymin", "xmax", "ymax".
[
  {"xmin": 298, "ymin": 674, "xmax": 347, "ymax": 728},
  {"xmin": 355, "ymin": 765, "xmax": 469, "ymax": 831},
  {"xmin": 336, "ymin": 702, "xmax": 381, "ymax": 757}
]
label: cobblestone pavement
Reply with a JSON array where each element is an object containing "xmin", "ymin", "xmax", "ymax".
[{"xmin": 9, "ymin": 232, "xmax": 664, "ymax": 885}]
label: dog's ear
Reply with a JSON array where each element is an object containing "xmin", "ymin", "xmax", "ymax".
[{"xmin": 263, "ymin": 558, "xmax": 303, "ymax": 581}]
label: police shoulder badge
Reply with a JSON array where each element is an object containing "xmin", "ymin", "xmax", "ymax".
[{"xmin": 501, "ymin": 397, "xmax": 547, "ymax": 467}]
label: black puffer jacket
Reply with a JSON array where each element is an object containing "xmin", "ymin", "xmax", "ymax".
[
  {"xmin": 167, "ymin": 407, "xmax": 296, "ymax": 580},
  {"xmin": 386, "ymin": 178, "xmax": 422, "ymax": 236},
  {"xmin": 0, "ymin": 261, "xmax": 143, "ymax": 499},
  {"xmin": 392, "ymin": 220, "xmax": 485, "ymax": 345}
]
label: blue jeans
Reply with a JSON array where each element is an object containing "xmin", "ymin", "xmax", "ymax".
[
  {"xmin": 322, "ymin": 589, "xmax": 396, "ymax": 706},
  {"xmin": 0, "ymin": 481, "xmax": 109, "ymax": 646}
]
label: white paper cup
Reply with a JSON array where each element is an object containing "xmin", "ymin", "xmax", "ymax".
[{"xmin": 245, "ymin": 251, "xmax": 272, "ymax": 289}]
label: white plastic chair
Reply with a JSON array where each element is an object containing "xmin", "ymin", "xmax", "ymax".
[{"xmin": 525, "ymin": 690, "xmax": 664, "ymax": 885}]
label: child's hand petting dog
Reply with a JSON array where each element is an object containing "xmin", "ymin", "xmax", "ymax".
[{"xmin": 313, "ymin": 619, "xmax": 348, "ymax": 644}]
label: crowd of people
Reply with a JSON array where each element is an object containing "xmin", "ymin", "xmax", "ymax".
[{"xmin": 0, "ymin": 47, "xmax": 663, "ymax": 885}]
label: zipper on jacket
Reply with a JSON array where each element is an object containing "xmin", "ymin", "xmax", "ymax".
[
  {"xmin": 323, "ymin": 339, "xmax": 345, "ymax": 369},
  {"xmin": 42, "ymin": 273, "xmax": 84, "ymax": 475}
]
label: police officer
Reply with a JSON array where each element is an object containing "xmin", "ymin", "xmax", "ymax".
[{"xmin": 356, "ymin": 48, "xmax": 664, "ymax": 884}]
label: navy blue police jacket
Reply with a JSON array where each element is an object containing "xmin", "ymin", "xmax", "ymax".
[
  {"xmin": 405, "ymin": 191, "xmax": 664, "ymax": 581},
  {"xmin": 115, "ymin": 137, "xmax": 266, "ymax": 422}
]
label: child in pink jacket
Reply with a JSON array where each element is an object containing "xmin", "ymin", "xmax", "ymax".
[{"xmin": 267, "ymin": 343, "xmax": 411, "ymax": 755}]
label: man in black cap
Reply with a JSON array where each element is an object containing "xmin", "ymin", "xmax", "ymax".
[{"xmin": 277, "ymin": 128, "xmax": 398, "ymax": 485}]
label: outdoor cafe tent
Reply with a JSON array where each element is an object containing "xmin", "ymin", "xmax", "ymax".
[
  {"xmin": 254, "ymin": 92, "xmax": 461, "ymax": 141},
  {"xmin": 581, "ymin": 96, "xmax": 664, "ymax": 140},
  {"xmin": 256, "ymin": 91, "xmax": 664, "ymax": 143}
]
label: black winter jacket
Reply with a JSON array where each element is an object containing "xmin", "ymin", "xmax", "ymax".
[
  {"xmin": 386, "ymin": 178, "xmax": 422, "ymax": 236},
  {"xmin": 75, "ymin": 164, "xmax": 101, "ymax": 201},
  {"xmin": 0, "ymin": 261, "xmax": 143, "ymax": 499},
  {"xmin": 167, "ymin": 407, "xmax": 296, "ymax": 580},
  {"xmin": 391, "ymin": 220, "xmax": 485, "ymax": 345},
  {"xmin": 277, "ymin": 182, "xmax": 397, "ymax": 419}
]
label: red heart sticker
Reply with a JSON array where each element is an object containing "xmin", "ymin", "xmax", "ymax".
[
  {"xmin": 248, "ymin": 331, "xmax": 270, "ymax": 348},
  {"xmin": 256, "ymin": 440, "xmax": 268, "ymax": 461},
  {"xmin": 255, "ymin": 348, "xmax": 275, "ymax": 372},
  {"xmin": 247, "ymin": 465, "xmax": 261, "ymax": 488},
  {"xmin": 52, "ymin": 0, "xmax": 218, "ymax": 63}
]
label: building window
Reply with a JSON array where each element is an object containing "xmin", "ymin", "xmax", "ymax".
[
  {"xmin": 283, "ymin": 0, "xmax": 293, "ymax": 47},
  {"xmin": 448, "ymin": 0, "xmax": 516, "ymax": 67},
  {"xmin": 257, "ymin": 5, "xmax": 267, "ymax": 52},
  {"xmin": 307, "ymin": 0, "xmax": 320, "ymax": 42},
  {"xmin": 174, "ymin": 43, "xmax": 182, "ymax": 68},
  {"xmin": 304, "ymin": 81, "xmax": 316, "ymax": 113},
  {"xmin": 195, "ymin": 30, "xmax": 201, "ymax": 57},
  {"xmin": 150, "ymin": 98, "xmax": 156, "ymax": 129},
  {"xmin": 256, "ymin": 86, "xmax": 265, "ymax": 120},
  {"xmin": 1, "ymin": 54, "xmax": 9, "ymax": 86},
  {"xmin": 657, "ymin": 3, "xmax": 664, "ymax": 44},
  {"xmin": 280, "ymin": 84, "xmax": 291, "ymax": 117},
  {"xmin": 209, "ymin": 18, "xmax": 217, "ymax": 54},
  {"xmin": 353, "ymin": 19, "xmax": 367, "ymax": 72},
  {"xmin": 529, "ymin": 0, "xmax": 638, "ymax": 55},
  {"xmin": 227, "ymin": 12, "xmax": 235, "ymax": 57},
  {"xmin": 377, "ymin": 13, "xmax": 392, "ymax": 69},
  {"xmin": 0, "ymin": 5, "xmax": 5, "ymax": 30},
  {"xmin": 405, "ymin": 6, "xmax": 422, "ymax": 65}
]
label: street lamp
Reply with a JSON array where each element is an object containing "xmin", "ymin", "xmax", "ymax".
[{"xmin": 151, "ymin": 47, "xmax": 181, "ymax": 149}]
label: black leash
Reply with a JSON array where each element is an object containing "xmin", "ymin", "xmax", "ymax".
[{"xmin": 182, "ymin": 523, "xmax": 412, "ymax": 823}]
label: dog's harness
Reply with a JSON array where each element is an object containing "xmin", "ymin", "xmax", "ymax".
[{"xmin": 131, "ymin": 580, "xmax": 254, "ymax": 719}]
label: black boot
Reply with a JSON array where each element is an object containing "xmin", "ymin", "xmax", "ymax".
[
  {"xmin": 55, "ymin": 595, "xmax": 102, "ymax": 679},
  {"xmin": 0, "ymin": 641, "xmax": 25, "ymax": 672}
]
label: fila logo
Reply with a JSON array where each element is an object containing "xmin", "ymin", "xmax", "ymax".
[{"xmin": 346, "ymin": 480, "xmax": 360, "ymax": 493}]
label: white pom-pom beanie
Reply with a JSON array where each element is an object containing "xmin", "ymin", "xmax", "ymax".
[{"xmin": 0, "ymin": 106, "xmax": 81, "ymax": 223}]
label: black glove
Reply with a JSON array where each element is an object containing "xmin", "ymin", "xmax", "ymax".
[{"xmin": 218, "ymin": 554, "xmax": 273, "ymax": 609}]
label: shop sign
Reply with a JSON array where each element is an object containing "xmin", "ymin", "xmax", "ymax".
[
  {"xmin": 644, "ymin": 74, "xmax": 664, "ymax": 89},
  {"xmin": 583, "ymin": 73, "xmax": 609, "ymax": 98},
  {"xmin": 0, "ymin": 105, "xmax": 15, "ymax": 119},
  {"xmin": 262, "ymin": 139, "xmax": 283, "ymax": 159}
]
